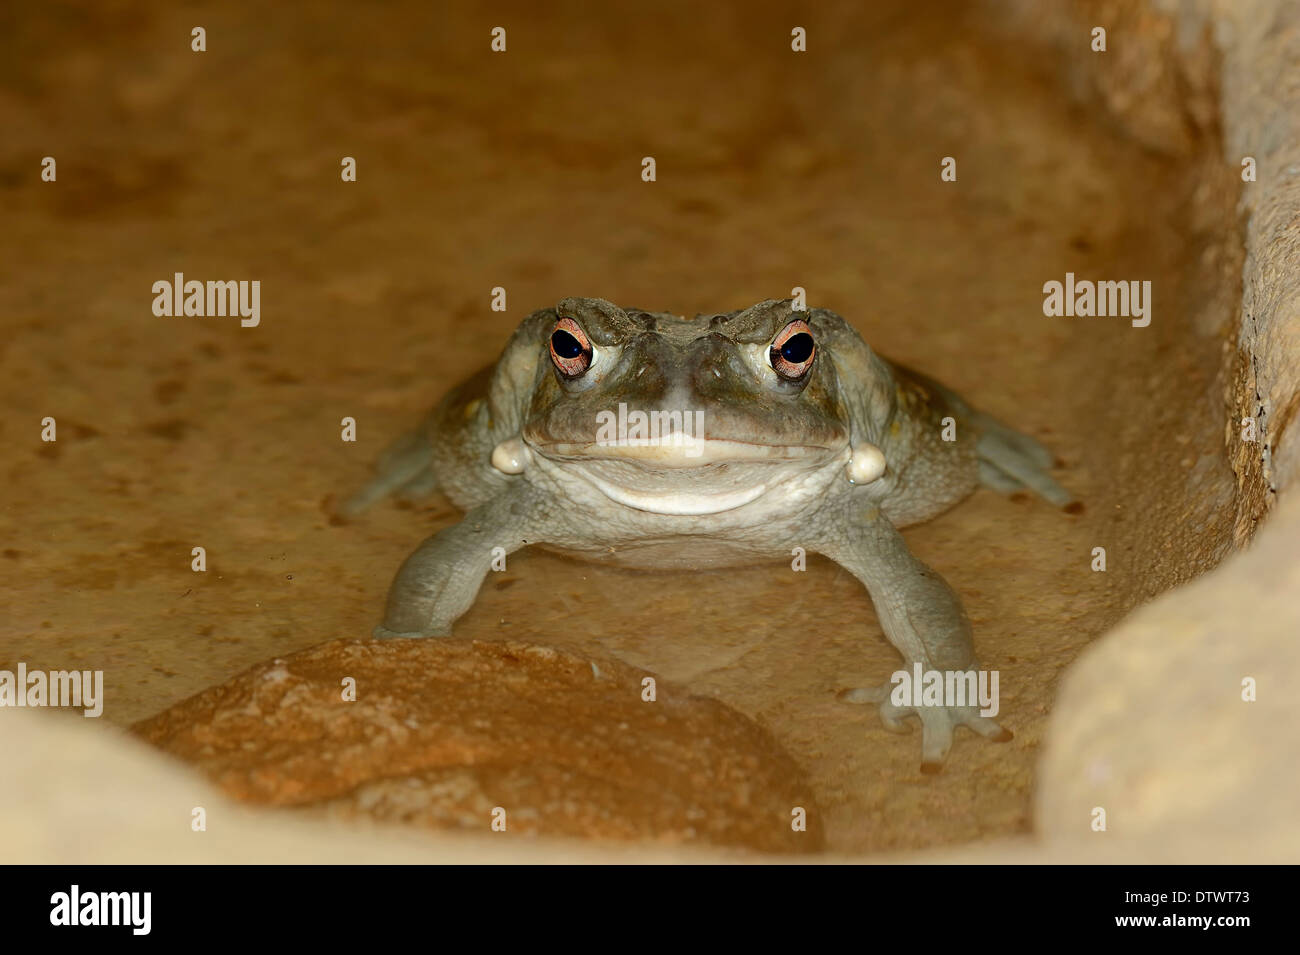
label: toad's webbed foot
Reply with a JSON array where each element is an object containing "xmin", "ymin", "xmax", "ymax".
[
  {"xmin": 974, "ymin": 412, "xmax": 1072, "ymax": 507},
  {"xmin": 840, "ymin": 681, "xmax": 1012, "ymax": 773}
]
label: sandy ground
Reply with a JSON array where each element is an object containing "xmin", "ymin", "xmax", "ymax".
[{"xmin": 0, "ymin": 0, "xmax": 1236, "ymax": 855}]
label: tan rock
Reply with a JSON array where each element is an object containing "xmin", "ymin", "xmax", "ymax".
[
  {"xmin": 133, "ymin": 639, "xmax": 823, "ymax": 853},
  {"xmin": 1036, "ymin": 493, "xmax": 1300, "ymax": 862}
]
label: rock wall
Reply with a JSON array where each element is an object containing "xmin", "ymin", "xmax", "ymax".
[{"xmin": 1029, "ymin": 0, "xmax": 1300, "ymax": 862}]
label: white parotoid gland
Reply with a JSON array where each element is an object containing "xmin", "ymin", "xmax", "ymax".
[
  {"xmin": 846, "ymin": 444, "xmax": 886, "ymax": 484},
  {"xmin": 491, "ymin": 438, "xmax": 531, "ymax": 475}
]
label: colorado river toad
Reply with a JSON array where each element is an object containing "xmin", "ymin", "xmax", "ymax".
[{"xmin": 346, "ymin": 298, "xmax": 1071, "ymax": 771}]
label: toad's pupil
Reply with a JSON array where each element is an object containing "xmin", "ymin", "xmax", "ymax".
[
  {"xmin": 552, "ymin": 330, "xmax": 583, "ymax": 359},
  {"xmin": 781, "ymin": 333, "xmax": 814, "ymax": 364}
]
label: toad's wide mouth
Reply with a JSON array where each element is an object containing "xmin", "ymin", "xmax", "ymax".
[
  {"xmin": 526, "ymin": 436, "xmax": 847, "ymax": 468},
  {"xmin": 524, "ymin": 438, "xmax": 851, "ymax": 515}
]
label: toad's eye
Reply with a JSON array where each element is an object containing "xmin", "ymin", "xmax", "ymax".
[
  {"xmin": 549, "ymin": 317, "xmax": 593, "ymax": 378},
  {"xmin": 769, "ymin": 319, "xmax": 816, "ymax": 380}
]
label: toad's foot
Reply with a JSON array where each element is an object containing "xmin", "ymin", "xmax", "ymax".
[{"xmin": 839, "ymin": 682, "xmax": 1012, "ymax": 773}]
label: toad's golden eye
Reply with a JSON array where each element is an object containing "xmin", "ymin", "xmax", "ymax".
[
  {"xmin": 549, "ymin": 317, "xmax": 592, "ymax": 378},
  {"xmin": 769, "ymin": 319, "xmax": 816, "ymax": 380}
]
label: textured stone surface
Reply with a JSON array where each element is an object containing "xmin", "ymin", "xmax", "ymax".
[
  {"xmin": 1213, "ymin": 0, "xmax": 1300, "ymax": 500},
  {"xmin": 133, "ymin": 639, "xmax": 823, "ymax": 853}
]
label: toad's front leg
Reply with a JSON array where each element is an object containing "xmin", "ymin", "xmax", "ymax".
[
  {"xmin": 375, "ymin": 485, "xmax": 549, "ymax": 639},
  {"xmin": 816, "ymin": 503, "xmax": 1012, "ymax": 773}
]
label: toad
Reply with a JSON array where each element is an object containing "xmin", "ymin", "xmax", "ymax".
[{"xmin": 346, "ymin": 298, "xmax": 1071, "ymax": 771}]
